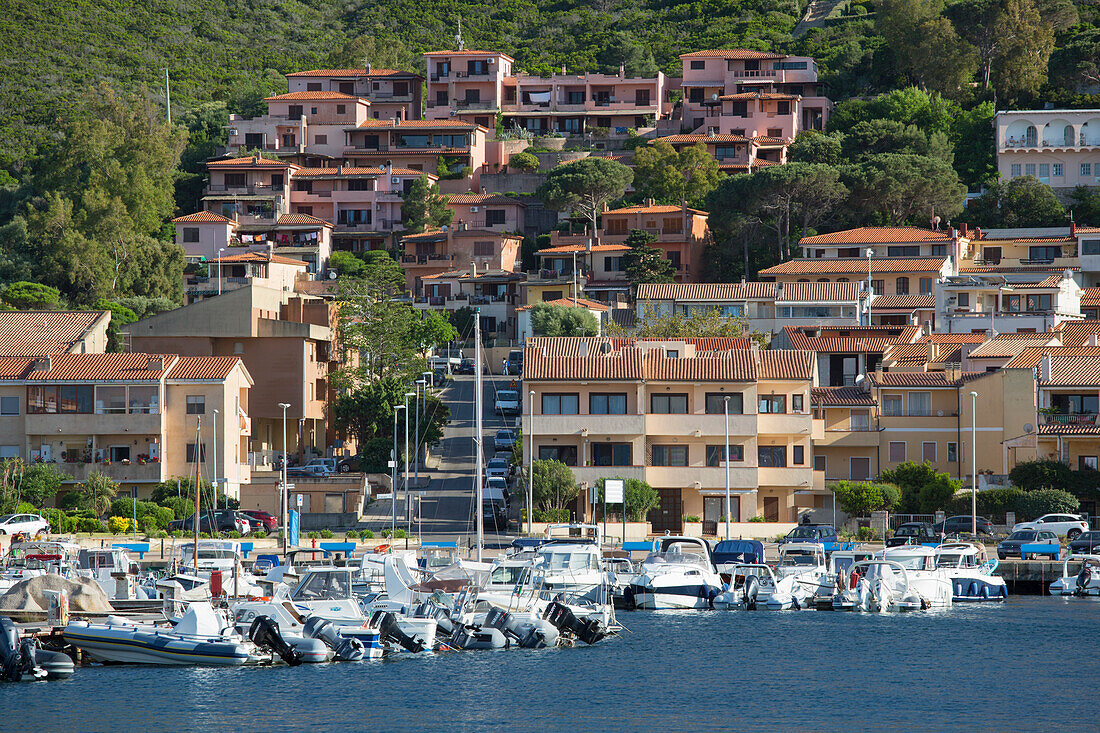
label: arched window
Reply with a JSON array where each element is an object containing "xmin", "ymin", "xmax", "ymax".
[
  {"xmin": 1065, "ymin": 125, "xmax": 1075, "ymax": 147},
  {"xmin": 837, "ymin": 277, "xmax": 849, "ymax": 282},
  {"xmin": 798, "ymin": 278, "xmax": 810, "ymax": 282},
  {"xmin": 896, "ymin": 277, "xmax": 910, "ymax": 295},
  {"xmin": 1025, "ymin": 126, "xmax": 1038, "ymax": 146},
  {"xmin": 817, "ymin": 278, "xmax": 829, "ymax": 282}
]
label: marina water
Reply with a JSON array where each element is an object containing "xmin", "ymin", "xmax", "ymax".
[{"xmin": 7, "ymin": 597, "xmax": 1096, "ymax": 732}]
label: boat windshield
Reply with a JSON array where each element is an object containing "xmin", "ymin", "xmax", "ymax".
[
  {"xmin": 780, "ymin": 551, "xmax": 821, "ymax": 567},
  {"xmin": 886, "ymin": 555, "xmax": 930, "ymax": 570},
  {"xmin": 643, "ymin": 551, "xmax": 707, "ymax": 568},
  {"xmin": 935, "ymin": 553, "xmax": 975, "ymax": 568},
  {"xmin": 539, "ymin": 552, "xmax": 596, "ymax": 571},
  {"xmin": 293, "ymin": 571, "xmax": 352, "ymax": 601},
  {"xmin": 489, "ymin": 564, "xmax": 528, "ymax": 585},
  {"xmin": 185, "ymin": 549, "xmax": 238, "ymax": 561}
]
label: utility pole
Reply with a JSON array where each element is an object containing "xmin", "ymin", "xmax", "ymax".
[{"xmin": 164, "ymin": 68, "xmax": 172, "ymax": 125}]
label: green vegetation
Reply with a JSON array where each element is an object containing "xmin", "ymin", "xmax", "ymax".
[
  {"xmin": 631, "ymin": 141, "xmax": 722, "ymax": 209},
  {"xmin": 537, "ymin": 157, "xmax": 633, "ymax": 237},
  {"xmin": 529, "ymin": 302, "xmax": 599, "ymax": 337},
  {"xmin": 622, "ymin": 229, "xmax": 676, "ymax": 293},
  {"xmin": 831, "ymin": 480, "xmax": 902, "ymax": 516},
  {"xmin": 401, "ymin": 176, "xmax": 452, "ymax": 234},
  {"xmin": 615, "ymin": 302, "xmax": 769, "ymax": 347},
  {"xmin": 879, "ymin": 462, "xmax": 962, "ymax": 514},
  {"xmin": 525, "ymin": 459, "xmax": 581, "ymax": 516},
  {"xmin": 508, "ymin": 151, "xmax": 540, "ymax": 173},
  {"xmin": 595, "ymin": 477, "xmax": 661, "ymax": 522}
]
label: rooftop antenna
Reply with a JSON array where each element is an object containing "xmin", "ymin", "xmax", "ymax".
[{"xmin": 455, "ymin": 17, "xmax": 464, "ymax": 51}]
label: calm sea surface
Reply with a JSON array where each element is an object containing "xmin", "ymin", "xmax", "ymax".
[{"xmin": 6, "ymin": 596, "xmax": 1097, "ymax": 732}]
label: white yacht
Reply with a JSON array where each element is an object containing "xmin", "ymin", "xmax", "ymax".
[
  {"xmin": 1049, "ymin": 554, "xmax": 1100, "ymax": 596},
  {"xmin": 934, "ymin": 543, "xmax": 1008, "ymax": 601},
  {"xmin": 833, "ymin": 546, "xmax": 953, "ymax": 612},
  {"xmin": 713, "ymin": 564, "xmax": 779, "ymax": 610},
  {"xmin": 627, "ymin": 536, "xmax": 723, "ymax": 610},
  {"xmin": 763, "ymin": 543, "xmax": 830, "ymax": 610}
]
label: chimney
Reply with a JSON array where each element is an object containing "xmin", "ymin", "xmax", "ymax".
[
  {"xmin": 619, "ymin": 63, "xmax": 625, "ymax": 78},
  {"xmin": 147, "ymin": 356, "xmax": 164, "ymax": 372},
  {"xmin": 960, "ymin": 222, "xmax": 968, "ymax": 237},
  {"xmin": 386, "ymin": 161, "xmax": 392, "ymax": 177},
  {"xmin": 975, "ymin": 227, "xmax": 982, "ymax": 240},
  {"xmin": 32, "ymin": 356, "xmax": 51, "ymax": 373},
  {"xmin": 1071, "ymin": 220, "xmax": 1077, "ymax": 236},
  {"xmin": 366, "ymin": 62, "xmax": 372, "ymax": 73},
  {"xmin": 1089, "ymin": 334, "xmax": 1098, "ymax": 347},
  {"xmin": 645, "ymin": 198, "xmax": 655, "ymax": 207},
  {"xmin": 1040, "ymin": 352, "xmax": 1051, "ymax": 383}
]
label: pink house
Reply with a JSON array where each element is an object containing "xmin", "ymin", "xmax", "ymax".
[
  {"xmin": 285, "ymin": 66, "xmax": 423, "ymax": 121},
  {"xmin": 343, "ymin": 119, "xmax": 488, "ymax": 190},
  {"xmin": 446, "ymin": 193, "xmax": 526, "ymax": 234},
  {"xmin": 202, "ymin": 156, "xmax": 297, "ymax": 224},
  {"xmin": 500, "ymin": 71, "xmax": 670, "ymax": 135},
  {"xmin": 424, "ymin": 50, "xmax": 513, "ymax": 128}
]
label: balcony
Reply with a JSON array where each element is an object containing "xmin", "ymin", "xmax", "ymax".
[
  {"xmin": 646, "ymin": 465, "xmax": 757, "ymax": 489},
  {"xmin": 644, "ymin": 413, "xmax": 756, "ymax": 437},
  {"xmin": 1000, "ymin": 139, "xmax": 1100, "ymax": 152},
  {"xmin": 758, "ymin": 466, "xmax": 815, "ymax": 487},
  {"xmin": 452, "ymin": 100, "xmax": 498, "ymax": 111},
  {"xmin": 757, "ymin": 413, "xmax": 815, "ymax": 435},
  {"xmin": 572, "ymin": 465, "xmax": 646, "ymax": 486},
  {"xmin": 819, "ymin": 428, "xmax": 881, "ymax": 447},
  {"xmin": 27, "ymin": 412, "xmax": 162, "ymax": 436},
  {"xmin": 400, "ymin": 253, "xmax": 454, "ymax": 265},
  {"xmin": 205, "ymin": 184, "xmax": 282, "ymax": 196},
  {"xmin": 58, "ymin": 461, "xmax": 165, "ymax": 483},
  {"xmin": 1040, "ymin": 412, "xmax": 1099, "ymax": 425},
  {"xmin": 529, "ymin": 414, "xmax": 644, "ymax": 436}
]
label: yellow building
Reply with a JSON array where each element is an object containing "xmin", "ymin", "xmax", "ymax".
[
  {"xmin": 522, "ymin": 337, "xmax": 824, "ymax": 532},
  {"xmin": 0, "ymin": 353, "xmax": 252, "ymax": 500}
]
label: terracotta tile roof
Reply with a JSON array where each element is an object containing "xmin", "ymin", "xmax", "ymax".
[
  {"xmin": 391, "ymin": 120, "xmax": 482, "ymax": 130},
  {"xmin": 869, "ymin": 370, "xmax": 984, "ymax": 387},
  {"xmin": 991, "ymin": 331, "xmax": 1061, "ymax": 340},
  {"xmin": 870, "ymin": 294, "xmax": 935, "ymax": 311},
  {"xmin": 635, "ymin": 282, "xmax": 777, "ymax": 300},
  {"xmin": 1038, "ymin": 423, "xmax": 1100, "ymax": 434},
  {"xmin": 0, "ymin": 311, "xmax": 109, "ymax": 357},
  {"xmin": 606, "ymin": 204, "xmax": 708, "ymax": 216},
  {"xmin": 1042, "ymin": 355, "xmax": 1100, "ymax": 386},
  {"xmin": 291, "ymin": 166, "xmax": 429, "ymax": 178},
  {"xmin": 286, "ymin": 68, "xmax": 414, "ymax": 78},
  {"xmin": 656, "ymin": 134, "xmax": 749, "ymax": 144},
  {"xmin": 424, "ymin": 50, "xmax": 514, "ymax": 61},
  {"xmin": 960, "ymin": 265, "xmax": 1077, "ymax": 274},
  {"xmin": 784, "ymin": 326, "xmax": 920, "ymax": 353},
  {"xmin": 1055, "ymin": 320, "xmax": 1100, "ymax": 346},
  {"xmin": 446, "ymin": 193, "xmax": 525, "ymax": 206},
  {"xmin": 680, "ymin": 49, "xmax": 785, "ymax": 59},
  {"xmin": 212, "ymin": 251, "xmax": 308, "ymax": 267},
  {"xmin": 168, "ymin": 356, "xmax": 243, "ymax": 381},
  {"xmin": 20, "ymin": 353, "xmax": 177, "ymax": 382},
  {"xmin": 923, "ymin": 333, "xmax": 989, "ymax": 344},
  {"xmin": 751, "ymin": 136, "xmax": 792, "ymax": 145},
  {"xmin": 799, "ymin": 227, "xmax": 952, "ymax": 245},
  {"xmin": 1012, "ymin": 275, "xmax": 1065, "ymax": 288},
  {"xmin": 758, "ymin": 350, "xmax": 815, "ymax": 380},
  {"xmin": 978, "ymin": 236, "xmax": 1076, "ymax": 244},
  {"xmin": 264, "ymin": 91, "xmax": 360, "ymax": 101},
  {"xmin": 277, "ymin": 213, "xmax": 333, "ymax": 227},
  {"xmin": 1079, "ymin": 288, "xmax": 1100, "ymax": 308},
  {"xmin": 526, "ymin": 336, "xmax": 752, "ymax": 358},
  {"xmin": 537, "ymin": 243, "xmax": 631, "ymax": 255},
  {"xmin": 516, "ymin": 298, "xmax": 609, "ymax": 312},
  {"xmin": 720, "ymin": 92, "xmax": 799, "ymax": 100},
  {"xmin": 777, "ymin": 281, "xmax": 865, "ymax": 302},
  {"xmin": 967, "ymin": 336, "xmax": 1058, "ymax": 359},
  {"xmin": 811, "ymin": 386, "xmax": 877, "ymax": 406},
  {"xmin": 1004, "ymin": 345, "xmax": 1100, "ymax": 369},
  {"xmin": 207, "ymin": 156, "xmax": 295, "ymax": 169},
  {"xmin": 172, "ymin": 211, "xmax": 235, "ymax": 224},
  {"xmin": 761, "ymin": 258, "xmax": 946, "ymax": 276},
  {"xmin": 421, "ymin": 268, "xmax": 523, "ymax": 281}
]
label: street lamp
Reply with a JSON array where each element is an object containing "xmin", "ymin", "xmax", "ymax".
[
  {"xmin": 724, "ymin": 395, "xmax": 731, "ymax": 540},
  {"xmin": 415, "ymin": 379, "xmax": 426, "ymax": 489},
  {"xmin": 212, "ymin": 408, "xmax": 219, "ymax": 509},
  {"xmin": 278, "ymin": 402, "xmax": 291, "ymax": 553},
  {"xmin": 405, "ymin": 391, "xmax": 415, "ymax": 531},
  {"xmin": 218, "ymin": 247, "xmax": 225, "ymax": 296},
  {"xmin": 392, "ymin": 404, "xmax": 405, "ymax": 537},
  {"xmin": 528, "ymin": 389, "xmax": 535, "ymax": 535},
  {"xmin": 970, "ymin": 390, "xmax": 978, "ymax": 535}
]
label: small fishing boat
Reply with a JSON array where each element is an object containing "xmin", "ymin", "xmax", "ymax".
[
  {"xmin": 63, "ymin": 602, "xmax": 255, "ymax": 666},
  {"xmin": 0, "ymin": 616, "xmax": 74, "ymax": 681},
  {"xmin": 763, "ymin": 543, "xmax": 829, "ymax": 610},
  {"xmin": 1049, "ymin": 554, "xmax": 1100, "ymax": 596},
  {"xmin": 713, "ymin": 564, "xmax": 779, "ymax": 610}
]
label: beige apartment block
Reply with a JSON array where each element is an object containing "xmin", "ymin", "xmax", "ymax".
[
  {"xmin": 0, "ymin": 353, "xmax": 252, "ymax": 499},
  {"xmin": 125, "ymin": 286, "xmax": 341, "ymax": 467},
  {"xmin": 522, "ymin": 337, "xmax": 824, "ymax": 532}
]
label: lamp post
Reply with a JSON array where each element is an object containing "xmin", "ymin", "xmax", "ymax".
[
  {"xmin": 970, "ymin": 390, "xmax": 978, "ymax": 535},
  {"xmin": 865, "ymin": 247, "xmax": 874, "ymax": 325},
  {"xmin": 278, "ymin": 402, "xmax": 290, "ymax": 554},
  {"xmin": 392, "ymin": 404, "xmax": 405, "ymax": 537},
  {"xmin": 415, "ymin": 379, "xmax": 426, "ymax": 489},
  {"xmin": 723, "ymin": 395, "xmax": 731, "ymax": 540},
  {"xmin": 528, "ymin": 389, "xmax": 535, "ymax": 535},
  {"xmin": 218, "ymin": 247, "xmax": 225, "ymax": 296},
  {"xmin": 404, "ymin": 391, "xmax": 415, "ymax": 531},
  {"xmin": 212, "ymin": 408, "xmax": 219, "ymax": 508}
]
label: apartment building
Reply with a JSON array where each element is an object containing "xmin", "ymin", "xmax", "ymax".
[
  {"xmin": 500, "ymin": 70, "xmax": 669, "ymax": 135},
  {"xmin": 936, "ymin": 271, "xmax": 1083, "ymax": 334},
  {"xmin": 634, "ymin": 281, "xmax": 870, "ymax": 335},
  {"xmin": 0, "ymin": 353, "xmax": 252, "ymax": 498},
  {"xmin": 399, "ymin": 227, "xmax": 523, "ymax": 293},
  {"xmin": 775, "ymin": 325, "xmax": 921, "ymax": 386},
  {"xmin": 446, "ymin": 193, "xmax": 526, "ymax": 234},
  {"xmin": 651, "ymin": 133, "xmax": 787, "ymax": 172},
  {"xmin": 343, "ymin": 119, "xmax": 489, "ymax": 191},
  {"xmin": 285, "ymin": 67, "xmax": 423, "ymax": 121},
  {"xmin": 760, "ymin": 257, "xmax": 952, "ymax": 297},
  {"xmin": 202, "ymin": 156, "xmax": 296, "ymax": 226},
  {"xmin": 530, "ymin": 242, "xmax": 630, "ymax": 305},
  {"xmin": 125, "ymin": 286, "xmax": 342, "ymax": 467},
  {"xmin": 995, "ymin": 109, "xmax": 1100, "ymax": 191},
  {"xmin": 425, "ymin": 50, "xmax": 513, "ymax": 127},
  {"xmin": 522, "ymin": 337, "xmax": 825, "ymax": 531},
  {"xmin": 186, "ymin": 252, "xmax": 308, "ymax": 304},
  {"xmin": 414, "ymin": 267, "xmax": 526, "ymax": 338},
  {"xmin": 677, "ymin": 50, "xmax": 831, "ymax": 138},
  {"xmin": 0, "ymin": 311, "xmax": 111, "ymax": 356},
  {"xmin": 869, "ymin": 295, "xmax": 936, "ymax": 327}
]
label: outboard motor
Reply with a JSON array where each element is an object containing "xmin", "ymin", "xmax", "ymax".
[
  {"xmin": 372, "ymin": 611, "xmax": 426, "ymax": 653},
  {"xmin": 302, "ymin": 616, "xmax": 365, "ymax": 661},
  {"xmin": 248, "ymin": 616, "xmax": 303, "ymax": 666},
  {"xmin": 0, "ymin": 617, "xmax": 27, "ymax": 682},
  {"xmin": 544, "ymin": 601, "xmax": 606, "ymax": 645},
  {"xmin": 1075, "ymin": 564, "xmax": 1093, "ymax": 597},
  {"xmin": 485, "ymin": 608, "xmax": 559, "ymax": 649},
  {"xmin": 743, "ymin": 575, "xmax": 760, "ymax": 611}
]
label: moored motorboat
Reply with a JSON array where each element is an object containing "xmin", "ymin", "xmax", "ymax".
[
  {"xmin": 1049, "ymin": 554, "xmax": 1100, "ymax": 596},
  {"xmin": 626, "ymin": 537, "xmax": 723, "ymax": 610},
  {"xmin": 934, "ymin": 543, "xmax": 1008, "ymax": 601}
]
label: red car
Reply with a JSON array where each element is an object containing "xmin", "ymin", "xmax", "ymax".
[{"xmin": 241, "ymin": 510, "xmax": 278, "ymax": 532}]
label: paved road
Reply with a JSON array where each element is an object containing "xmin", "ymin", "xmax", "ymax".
[{"xmin": 410, "ymin": 372, "xmax": 521, "ymax": 549}]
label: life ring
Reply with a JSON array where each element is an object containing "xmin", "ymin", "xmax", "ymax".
[
  {"xmin": 374, "ymin": 544, "xmax": 391, "ymax": 554},
  {"xmin": 248, "ymin": 596, "xmax": 272, "ymax": 602}
]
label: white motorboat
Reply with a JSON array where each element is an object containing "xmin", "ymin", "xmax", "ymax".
[
  {"xmin": 935, "ymin": 543, "xmax": 1008, "ymax": 601},
  {"xmin": 231, "ymin": 598, "xmax": 377, "ymax": 661},
  {"xmin": 0, "ymin": 541, "xmax": 80, "ymax": 593},
  {"xmin": 63, "ymin": 602, "xmax": 256, "ymax": 666},
  {"xmin": 713, "ymin": 564, "xmax": 779, "ymax": 610},
  {"xmin": 1049, "ymin": 554, "xmax": 1100, "ymax": 596},
  {"xmin": 764, "ymin": 543, "xmax": 829, "ymax": 610},
  {"xmin": 626, "ymin": 536, "xmax": 723, "ymax": 610},
  {"xmin": 533, "ymin": 540, "xmax": 609, "ymax": 604},
  {"xmin": 833, "ymin": 546, "xmax": 952, "ymax": 612}
]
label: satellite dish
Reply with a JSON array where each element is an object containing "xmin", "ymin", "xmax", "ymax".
[
  {"xmin": 1024, "ymin": 423, "xmax": 1034, "ymax": 434},
  {"xmin": 328, "ymin": 271, "xmax": 337, "ymax": 280}
]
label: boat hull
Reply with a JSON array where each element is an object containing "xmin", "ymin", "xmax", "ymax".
[{"xmin": 63, "ymin": 628, "xmax": 251, "ymax": 666}]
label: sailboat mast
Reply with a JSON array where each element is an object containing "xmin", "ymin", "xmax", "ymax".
[
  {"xmin": 193, "ymin": 417, "xmax": 201, "ymax": 570},
  {"xmin": 474, "ymin": 310, "xmax": 483, "ymax": 561}
]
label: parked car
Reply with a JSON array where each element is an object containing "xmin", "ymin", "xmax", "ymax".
[
  {"xmin": 241, "ymin": 510, "xmax": 278, "ymax": 532},
  {"xmin": 494, "ymin": 389, "xmax": 520, "ymax": 416},
  {"xmin": 782, "ymin": 524, "xmax": 838, "ymax": 544},
  {"xmin": 503, "ymin": 349, "xmax": 523, "ymax": 376},
  {"xmin": 485, "ymin": 457, "xmax": 510, "ymax": 480},
  {"xmin": 0, "ymin": 513, "xmax": 49, "ymax": 536},
  {"xmin": 169, "ymin": 510, "xmax": 251, "ymax": 534},
  {"xmin": 887, "ymin": 522, "xmax": 940, "ymax": 547},
  {"xmin": 933, "ymin": 515, "xmax": 995, "ymax": 537},
  {"xmin": 494, "ymin": 429, "xmax": 517, "ymax": 451},
  {"xmin": 287, "ymin": 464, "xmax": 330, "ymax": 478},
  {"xmin": 1012, "ymin": 513, "xmax": 1088, "ymax": 540},
  {"xmin": 486, "ymin": 476, "xmax": 509, "ymax": 503},
  {"xmin": 1068, "ymin": 530, "xmax": 1100, "ymax": 555},
  {"xmin": 482, "ymin": 498, "xmax": 508, "ymax": 530},
  {"xmin": 337, "ymin": 454, "xmax": 373, "ymax": 473},
  {"xmin": 998, "ymin": 529, "xmax": 1060, "ymax": 560},
  {"xmin": 456, "ymin": 358, "xmax": 476, "ymax": 374}
]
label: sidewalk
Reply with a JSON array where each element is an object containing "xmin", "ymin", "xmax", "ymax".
[{"xmin": 359, "ymin": 475, "xmax": 428, "ymax": 532}]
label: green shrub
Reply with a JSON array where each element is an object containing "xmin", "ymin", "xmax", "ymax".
[
  {"xmin": 150, "ymin": 529, "xmax": 168, "ymax": 539},
  {"xmin": 15, "ymin": 501, "xmax": 37, "ymax": 515},
  {"xmin": 307, "ymin": 531, "xmax": 320, "ymax": 539},
  {"xmin": 345, "ymin": 530, "xmax": 359, "ymax": 540},
  {"xmin": 47, "ymin": 512, "xmax": 79, "ymax": 533},
  {"xmin": 1016, "ymin": 488, "xmax": 1080, "ymax": 520},
  {"xmin": 140, "ymin": 516, "xmax": 157, "ymax": 534},
  {"xmin": 225, "ymin": 530, "xmax": 242, "ymax": 538},
  {"xmin": 107, "ymin": 516, "xmax": 134, "ymax": 533},
  {"xmin": 58, "ymin": 491, "xmax": 88, "ymax": 511},
  {"xmin": 533, "ymin": 508, "xmax": 571, "ymax": 522},
  {"xmin": 362, "ymin": 530, "xmax": 374, "ymax": 539},
  {"xmin": 394, "ymin": 529, "xmax": 407, "ymax": 539},
  {"xmin": 319, "ymin": 529, "xmax": 334, "ymax": 539},
  {"xmin": 857, "ymin": 526, "xmax": 877, "ymax": 541},
  {"xmin": 748, "ymin": 515, "xmax": 767, "ymax": 523},
  {"xmin": 380, "ymin": 529, "xmax": 391, "ymax": 539},
  {"xmin": 250, "ymin": 529, "xmax": 267, "ymax": 539},
  {"xmin": 159, "ymin": 497, "xmax": 193, "ymax": 522},
  {"xmin": 683, "ymin": 515, "xmax": 701, "ymax": 523},
  {"xmin": 79, "ymin": 517, "xmax": 102, "ymax": 533}
]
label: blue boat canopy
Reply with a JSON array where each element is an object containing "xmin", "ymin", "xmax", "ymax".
[{"xmin": 712, "ymin": 540, "xmax": 765, "ymax": 565}]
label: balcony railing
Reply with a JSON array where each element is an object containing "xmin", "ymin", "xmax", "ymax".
[
  {"xmin": 1041, "ymin": 412, "xmax": 1099, "ymax": 425},
  {"xmin": 452, "ymin": 100, "xmax": 498, "ymax": 111},
  {"xmin": 401, "ymin": 254, "xmax": 455, "ymax": 264}
]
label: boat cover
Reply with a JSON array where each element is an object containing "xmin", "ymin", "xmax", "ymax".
[{"xmin": 712, "ymin": 540, "xmax": 765, "ymax": 566}]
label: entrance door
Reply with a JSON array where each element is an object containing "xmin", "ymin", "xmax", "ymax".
[
  {"xmin": 649, "ymin": 489, "xmax": 682, "ymax": 533},
  {"xmin": 763, "ymin": 496, "xmax": 780, "ymax": 523},
  {"xmin": 703, "ymin": 497, "xmax": 722, "ymax": 536}
]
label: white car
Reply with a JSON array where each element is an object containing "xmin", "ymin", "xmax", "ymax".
[
  {"xmin": 485, "ymin": 457, "xmax": 510, "ymax": 479},
  {"xmin": 494, "ymin": 389, "xmax": 520, "ymax": 416},
  {"xmin": 0, "ymin": 513, "xmax": 49, "ymax": 536},
  {"xmin": 1013, "ymin": 514, "xmax": 1089, "ymax": 540}
]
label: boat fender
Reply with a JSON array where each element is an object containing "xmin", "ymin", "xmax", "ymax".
[
  {"xmin": 980, "ymin": 584, "xmax": 990, "ymax": 599},
  {"xmin": 954, "ymin": 581, "xmax": 963, "ymax": 597},
  {"xmin": 849, "ymin": 569, "xmax": 860, "ymax": 590},
  {"xmin": 921, "ymin": 597, "xmax": 930, "ymax": 610},
  {"xmin": 623, "ymin": 585, "xmax": 636, "ymax": 611},
  {"xmin": 968, "ymin": 582, "xmax": 979, "ymax": 597},
  {"xmin": 1075, "ymin": 565, "xmax": 1092, "ymax": 596}
]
